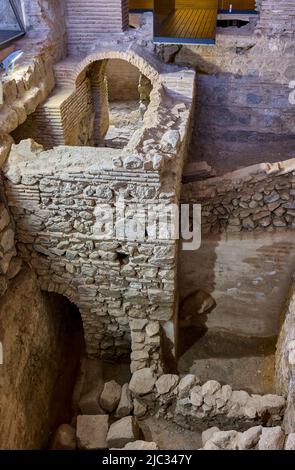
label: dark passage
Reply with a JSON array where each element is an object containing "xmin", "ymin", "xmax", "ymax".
[{"xmin": 44, "ymin": 294, "xmax": 85, "ymax": 448}]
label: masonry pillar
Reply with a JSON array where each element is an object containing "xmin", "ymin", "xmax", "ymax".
[{"xmin": 89, "ymin": 60, "xmax": 109, "ymax": 146}]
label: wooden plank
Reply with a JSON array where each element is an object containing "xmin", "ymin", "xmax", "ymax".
[
  {"xmin": 157, "ymin": 7, "xmax": 217, "ymax": 43},
  {"xmin": 176, "ymin": 0, "xmax": 217, "ymax": 9},
  {"xmin": 130, "ymin": 1, "xmax": 256, "ymax": 11},
  {"xmin": 129, "ymin": 0, "xmax": 153, "ymax": 10},
  {"xmin": 218, "ymin": 1, "xmax": 256, "ymax": 10}
]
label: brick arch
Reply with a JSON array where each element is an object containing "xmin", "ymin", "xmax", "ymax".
[
  {"xmin": 69, "ymin": 51, "xmax": 159, "ymax": 146},
  {"xmin": 74, "ymin": 50, "xmax": 162, "ymax": 88},
  {"xmin": 39, "ymin": 278, "xmax": 79, "ymax": 308},
  {"xmin": 38, "ymin": 277, "xmax": 105, "ymax": 357}
]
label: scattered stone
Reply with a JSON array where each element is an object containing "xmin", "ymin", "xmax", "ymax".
[
  {"xmin": 202, "ymin": 427, "xmax": 220, "ymax": 446},
  {"xmin": 258, "ymin": 427, "xmax": 285, "ymax": 450},
  {"xmin": 238, "ymin": 426, "xmax": 262, "ymax": 450},
  {"xmin": 201, "ymin": 380, "xmax": 221, "ymax": 396},
  {"xmin": 100, "ymin": 380, "xmax": 121, "ymax": 413},
  {"xmin": 284, "ymin": 433, "xmax": 295, "ymax": 450},
  {"xmin": 259, "ymin": 394, "xmax": 285, "ymax": 414},
  {"xmin": 119, "ymin": 440, "xmax": 158, "ymax": 450},
  {"xmin": 210, "ymin": 430, "xmax": 240, "ymax": 450},
  {"xmin": 190, "ymin": 386, "xmax": 203, "ymax": 407},
  {"xmin": 178, "ymin": 374, "xmax": 198, "ymax": 397},
  {"xmin": 202, "ymin": 441, "xmax": 219, "ymax": 450},
  {"xmin": 79, "ymin": 387, "xmax": 104, "ymax": 415},
  {"xmin": 76, "ymin": 415, "xmax": 109, "ymax": 450},
  {"xmin": 155, "ymin": 374, "xmax": 179, "ymax": 395},
  {"xmin": 115, "ymin": 384, "xmax": 133, "ymax": 418},
  {"xmin": 133, "ymin": 398, "xmax": 148, "ymax": 418},
  {"xmin": 51, "ymin": 424, "xmax": 76, "ymax": 450},
  {"xmin": 106, "ymin": 416, "xmax": 140, "ymax": 448},
  {"xmin": 129, "ymin": 368, "xmax": 156, "ymax": 395}
]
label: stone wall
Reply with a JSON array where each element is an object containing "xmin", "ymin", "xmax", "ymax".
[
  {"xmin": 200, "ymin": 425, "xmax": 295, "ymax": 450},
  {"xmin": 128, "ymin": 371, "xmax": 285, "ymax": 432},
  {"xmin": 275, "ymin": 274, "xmax": 295, "ymax": 433},
  {"xmin": 182, "ymin": 159, "xmax": 295, "ymax": 235},
  {"xmin": 180, "ymin": 161, "xmax": 295, "ymax": 340}
]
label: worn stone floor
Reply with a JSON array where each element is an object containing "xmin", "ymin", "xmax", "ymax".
[
  {"xmin": 140, "ymin": 417, "xmax": 202, "ymax": 450},
  {"xmin": 103, "ymin": 101, "xmax": 143, "ymax": 148}
]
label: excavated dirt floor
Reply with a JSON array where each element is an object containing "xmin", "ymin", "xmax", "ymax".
[{"xmin": 178, "ymin": 329, "xmax": 276, "ymax": 395}]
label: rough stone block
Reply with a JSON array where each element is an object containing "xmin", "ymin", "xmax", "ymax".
[
  {"xmin": 106, "ymin": 416, "xmax": 140, "ymax": 448},
  {"xmin": 100, "ymin": 380, "xmax": 121, "ymax": 413},
  {"xmin": 129, "ymin": 368, "xmax": 156, "ymax": 395},
  {"xmin": 155, "ymin": 374, "xmax": 179, "ymax": 395},
  {"xmin": 119, "ymin": 440, "xmax": 158, "ymax": 450},
  {"xmin": 202, "ymin": 427, "xmax": 220, "ymax": 446},
  {"xmin": 115, "ymin": 383, "xmax": 133, "ymax": 418},
  {"xmin": 76, "ymin": 415, "xmax": 109, "ymax": 450},
  {"xmin": 258, "ymin": 427, "xmax": 285, "ymax": 450}
]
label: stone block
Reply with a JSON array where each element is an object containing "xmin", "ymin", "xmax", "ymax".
[
  {"xmin": 129, "ymin": 368, "xmax": 156, "ymax": 395},
  {"xmin": 76, "ymin": 415, "xmax": 109, "ymax": 450},
  {"xmin": 100, "ymin": 380, "xmax": 121, "ymax": 413},
  {"xmin": 115, "ymin": 384, "xmax": 133, "ymax": 418},
  {"xmin": 155, "ymin": 374, "xmax": 179, "ymax": 395},
  {"xmin": 258, "ymin": 427, "xmax": 285, "ymax": 450},
  {"xmin": 106, "ymin": 416, "xmax": 140, "ymax": 448}
]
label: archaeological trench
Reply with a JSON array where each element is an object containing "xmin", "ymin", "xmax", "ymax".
[{"xmin": 0, "ymin": 0, "xmax": 295, "ymax": 451}]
